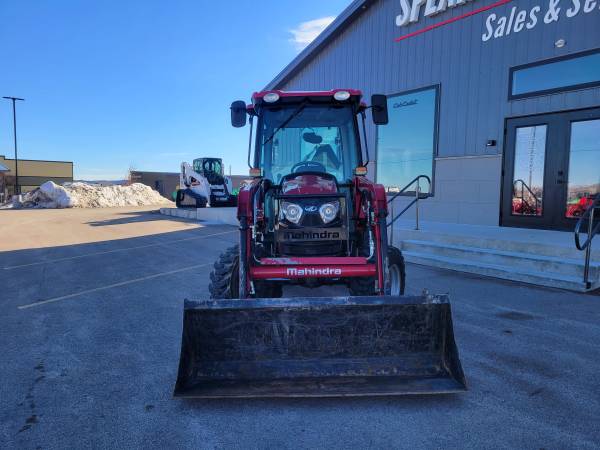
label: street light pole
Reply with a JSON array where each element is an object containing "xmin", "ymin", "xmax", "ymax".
[{"xmin": 3, "ymin": 96, "xmax": 25, "ymax": 195}]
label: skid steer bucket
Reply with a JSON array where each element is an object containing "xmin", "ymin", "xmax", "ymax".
[{"xmin": 174, "ymin": 294, "xmax": 466, "ymax": 398}]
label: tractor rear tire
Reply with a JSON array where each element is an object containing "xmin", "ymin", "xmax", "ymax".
[
  {"xmin": 348, "ymin": 246, "xmax": 406, "ymax": 296},
  {"xmin": 209, "ymin": 245, "xmax": 239, "ymax": 299},
  {"xmin": 348, "ymin": 276, "xmax": 376, "ymax": 296},
  {"xmin": 386, "ymin": 246, "xmax": 406, "ymax": 296}
]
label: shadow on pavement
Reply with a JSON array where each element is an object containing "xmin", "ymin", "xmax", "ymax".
[
  {"xmin": 85, "ymin": 210, "xmax": 186, "ymax": 227},
  {"xmin": 0, "ymin": 225, "xmax": 235, "ymax": 271}
]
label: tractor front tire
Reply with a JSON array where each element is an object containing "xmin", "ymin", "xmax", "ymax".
[
  {"xmin": 254, "ymin": 281, "xmax": 283, "ymax": 298},
  {"xmin": 348, "ymin": 246, "xmax": 406, "ymax": 296},
  {"xmin": 208, "ymin": 245, "xmax": 283, "ymax": 299},
  {"xmin": 209, "ymin": 245, "xmax": 239, "ymax": 299}
]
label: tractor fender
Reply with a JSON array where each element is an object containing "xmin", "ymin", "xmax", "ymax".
[{"xmin": 236, "ymin": 178, "xmax": 261, "ymax": 221}]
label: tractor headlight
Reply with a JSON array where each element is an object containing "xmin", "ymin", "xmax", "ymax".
[
  {"xmin": 281, "ymin": 201, "xmax": 303, "ymax": 224},
  {"xmin": 319, "ymin": 201, "xmax": 339, "ymax": 224}
]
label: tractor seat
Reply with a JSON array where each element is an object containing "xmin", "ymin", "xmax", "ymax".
[{"xmin": 313, "ymin": 144, "xmax": 340, "ymax": 169}]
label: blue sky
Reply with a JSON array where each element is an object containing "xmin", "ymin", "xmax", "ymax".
[{"xmin": 0, "ymin": 0, "xmax": 349, "ymax": 180}]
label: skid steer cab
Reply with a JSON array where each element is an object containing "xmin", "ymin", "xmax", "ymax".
[
  {"xmin": 174, "ymin": 90, "xmax": 467, "ymax": 399},
  {"xmin": 176, "ymin": 157, "xmax": 237, "ymax": 208}
]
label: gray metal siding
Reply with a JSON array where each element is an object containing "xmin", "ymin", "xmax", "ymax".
[{"xmin": 275, "ymin": 0, "xmax": 600, "ymax": 163}]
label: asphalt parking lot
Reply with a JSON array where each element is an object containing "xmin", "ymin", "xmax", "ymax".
[{"xmin": 1, "ymin": 207, "xmax": 599, "ymax": 449}]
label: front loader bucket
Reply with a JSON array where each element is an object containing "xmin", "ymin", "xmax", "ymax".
[{"xmin": 174, "ymin": 295, "xmax": 466, "ymax": 398}]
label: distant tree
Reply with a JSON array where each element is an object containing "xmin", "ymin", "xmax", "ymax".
[{"xmin": 127, "ymin": 164, "xmax": 137, "ymax": 185}]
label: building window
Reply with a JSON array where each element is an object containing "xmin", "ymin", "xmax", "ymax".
[
  {"xmin": 510, "ymin": 49, "xmax": 600, "ymax": 100},
  {"xmin": 376, "ymin": 85, "xmax": 438, "ymax": 193}
]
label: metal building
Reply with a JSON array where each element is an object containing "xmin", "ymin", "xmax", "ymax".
[
  {"xmin": 0, "ymin": 154, "xmax": 73, "ymax": 196},
  {"xmin": 266, "ymin": 0, "xmax": 600, "ymax": 231},
  {"xmin": 130, "ymin": 171, "xmax": 180, "ymax": 200}
]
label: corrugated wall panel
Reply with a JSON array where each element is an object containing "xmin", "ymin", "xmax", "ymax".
[{"xmin": 277, "ymin": 0, "xmax": 600, "ymax": 161}]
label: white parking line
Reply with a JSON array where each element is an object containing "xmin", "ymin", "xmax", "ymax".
[
  {"xmin": 18, "ymin": 263, "xmax": 212, "ymax": 310},
  {"xmin": 3, "ymin": 230, "xmax": 236, "ymax": 270}
]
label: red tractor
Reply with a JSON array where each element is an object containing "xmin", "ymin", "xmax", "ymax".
[
  {"xmin": 210, "ymin": 89, "xmax": 404, "ymax": 299},
  {"xmin": 174, "ymin": 90, "xmax": 465, "ymax": 398}
]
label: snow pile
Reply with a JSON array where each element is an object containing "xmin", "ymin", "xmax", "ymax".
[{"xmin": 15, "ymin": 181, "xmax": 173, "ymax": 209}]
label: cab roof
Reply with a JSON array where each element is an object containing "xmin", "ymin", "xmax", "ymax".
[
  {"xmin": 248, "ymin": 90, "xmax": 366, "ymax": 116},
  {"xmin": 252, "ymin": 89, "xmax": 362, "ymax": 105}
]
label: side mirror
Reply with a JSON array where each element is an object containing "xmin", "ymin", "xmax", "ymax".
[
  {"xmin": 231, "ymin": 100, "xmax": 247, "ymax": 128},
  {"xmin": 371, "ymin": 94, "xmax": 388, "ymax": 125}
]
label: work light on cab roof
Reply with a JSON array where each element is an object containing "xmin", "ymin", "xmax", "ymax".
[
  {"xmin": 263, "ymin": 92, "xmax": 280, "ymax": 103},
  {"xmin": 333, "ymin": 90, "xmax": 351, "ymax": 101}
]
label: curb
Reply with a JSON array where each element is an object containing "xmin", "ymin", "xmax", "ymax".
[{"xmin": 160, "ymin": 207, "xmax": 238, "ymax": 225}]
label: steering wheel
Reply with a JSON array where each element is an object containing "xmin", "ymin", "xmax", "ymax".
[{"xmin": 291, "ymin": 161, "xmax": 326, "ymax": 173}]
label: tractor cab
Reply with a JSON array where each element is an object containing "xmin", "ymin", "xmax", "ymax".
[
  {"xmin": 232, "ymin": 90, "xmax": 388, "ymax": 185},
  {"xmin": 252, "ymin": 95, "xmax": 361, "ymax": 185}
]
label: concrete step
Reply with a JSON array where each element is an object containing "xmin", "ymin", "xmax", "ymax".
[
  {"xmin": 403, "ymin": 251, "xmax": 597, "ymax": 292},
  {"xmin": 393, "ymin": 227, "xmax": 595, "ymax": 261},
  {"xmin": 160, "ymin": 207, "xmax": 198, "ymax": 220},
  {"xmin": 159, "ymin": 207, "xmax": 238, "ymax": 225},
  {"xmin": 402, "ymin": 239, "xmax": 600, "ymax": 280}
]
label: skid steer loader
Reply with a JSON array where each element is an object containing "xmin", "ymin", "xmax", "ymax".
[
  {"xmin": 176, "ymin": 157, "xmax": 237, "ymax": 208},
  {"xmin": 174, "ymin": 89, "xmax": 466, "ymax": 398}
]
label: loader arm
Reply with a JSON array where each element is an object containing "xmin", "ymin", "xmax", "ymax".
[{"xmin": 354, "ymin": 176, "xmax": 389, "ymax": 294}]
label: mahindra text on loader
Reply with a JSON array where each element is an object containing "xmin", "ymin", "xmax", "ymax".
[{"xmin": 174, "ymin": 89, "xmax": 466, "ymax": 398}]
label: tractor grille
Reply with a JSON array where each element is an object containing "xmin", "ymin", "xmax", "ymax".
[{"xmin": 280, "ymin": 241, "xmax": 345, "ymax": 256}]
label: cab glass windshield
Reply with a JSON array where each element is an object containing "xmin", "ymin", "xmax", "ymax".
[
  {"xmin": 257, "ymin": 105, "xmax": 360, "ymax": 183},
  {"xmin": 194, "ymin": 159, "xmax": 222, "ymax": 175}
]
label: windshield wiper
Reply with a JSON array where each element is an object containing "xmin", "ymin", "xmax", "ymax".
[{"xmin": 262, "ymin": 101, "xmax": 307, "ymax": 146}]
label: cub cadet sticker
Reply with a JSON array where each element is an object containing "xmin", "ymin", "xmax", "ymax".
[{"xmin": 286, "ymin": 267, "xmax": 343, "ymax": 277}]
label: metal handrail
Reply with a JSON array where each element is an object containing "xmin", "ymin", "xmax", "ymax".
[
  {"xmin": 387, "ymin": 175, "xmax": 432, "ymax": 246},
  {"xmin": 574, "ymin": 195, "xmax": 600, "ymax": 289},
  {"xmin": 387, "ymin": 174, "xmax": 432, "ymax": 203},
  {"xmin": 513, "ymin": 179, "xmax": 540, "ymax": 215}
]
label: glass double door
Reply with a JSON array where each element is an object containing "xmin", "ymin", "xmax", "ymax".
[{"xmin": 502, "ymin": 108, "xmax": 600, "ymax": 230}]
